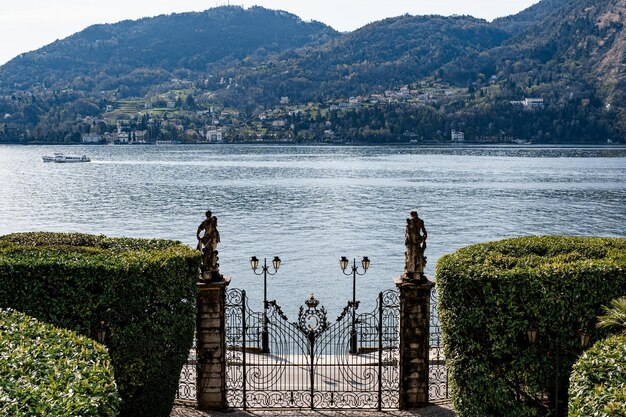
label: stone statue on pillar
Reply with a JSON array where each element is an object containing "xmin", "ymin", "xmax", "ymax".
[
  {"xmin": 395, "ymin": 211, "xmax": 434, "ymax": 409},
  {"xmin": 196, "ymin": 210, "xmax": 222, "ymax": 282},
  {"xmin": 404, "ymin": 210, "xmax": 427, "ymax": 282}
]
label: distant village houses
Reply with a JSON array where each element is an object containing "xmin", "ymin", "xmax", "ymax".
[
  {"xmin": 117, "ymin": 132, "xmax": 130, "ymax": 144},
  {"xmin": 81, "ymin": 133, "xmax": 102, "ymax": 143},
  {"xmin": 271, "ymin": 120, "xmax": 287, "ymax": 127},
  {"xmin": 132, "ymin": 130, "xmax": 148, "ymax": 144},
  {"xmin": 510, "ymin": 98, "xmax": 544, "ymax": 109},
  {"xmin": 205, "ymin": 127, "xmax": 223, "ymax": 142}
]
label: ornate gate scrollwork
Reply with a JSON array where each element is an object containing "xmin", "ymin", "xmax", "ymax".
[
  {"xmin": 298, "ymin": 294, "xmax": 329, "ymax": 336},
  {"xmin": 225, "ymin": 289, "xmax": 399, "ymax": 410},
  {"xmin": 429, "ymin": 287, "xmax": 449, "ymax": 402}
]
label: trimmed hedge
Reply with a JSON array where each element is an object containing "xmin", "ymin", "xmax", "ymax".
[
  {"xmin": 0, "ymin": 232, "xmax": 201, "ymax": 417},
  {"xmin": 0, "ymin": 308, "xmax": 119, "ymax": 416},
  {"xmin": 436, "ymin": 236, "xmax": 626, "ymax": 417},
  {"xmin": 569, "ymin": 334, "xmax": 626, "ymax": 417}
]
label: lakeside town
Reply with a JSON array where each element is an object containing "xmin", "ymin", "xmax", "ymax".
[{"xmin": 4, "ymin": 80, "xmax": 547, "ymax": 145}]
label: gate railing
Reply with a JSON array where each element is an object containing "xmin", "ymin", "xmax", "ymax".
[
  {"xmin": 176, "ymin": 338, "xmax": 197, "ymax": 403},
  {"xmin": 429, "ymin": 286, "xmax": 449, "ymax": 402},
  {"xmin": 177, "ymin": 285, "xmax": 449, "ymax": 408},
  {"xmin": 225, "ymin": 288, "xmax": 399, "ymax": 410}
]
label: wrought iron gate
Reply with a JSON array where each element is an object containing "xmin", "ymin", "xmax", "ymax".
[
  {"xmin": 176, "ymin": 339, "xmax": 196, "ymax": 403},
  {"xmin": 429, "ymin": 286, "xmax": 449, "ymax": 402},
  {"xmin": 225, "ymin": 289, "xmax": 399, "ymax": 410}
]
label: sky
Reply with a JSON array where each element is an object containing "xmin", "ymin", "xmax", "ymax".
[{"xmin": 0, "ymin": 0, "xmax": 541, "ymax": 65}]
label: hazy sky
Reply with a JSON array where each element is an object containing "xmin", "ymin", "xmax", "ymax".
[{"xmin": 0, "ymin": 0, "xmax": 540, "ymax": 65}]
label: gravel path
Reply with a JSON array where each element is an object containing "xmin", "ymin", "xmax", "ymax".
[{"xmin": 171, "ymin": 403, "xmax": 456, "ymax": 417}]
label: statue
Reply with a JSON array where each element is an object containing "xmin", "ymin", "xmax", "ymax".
[
  {"xmin": 196, "ymin": 210, "xmax": 222, "ymax": 282},
  {"xmin": 404, "ymin": 210, "xmax": 427, "ymax": 281}
]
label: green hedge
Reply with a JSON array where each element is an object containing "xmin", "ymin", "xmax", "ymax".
[
  {"xmin": 436, "ymin": 236, "xmax": 626, "ymax": 417},
  {"xmin": 0, "ymin": 308, "xmax": 119, "ymax": 416},
  {"xmin": 569, "ymin": 334, "xmax": 626, "ymax": 417},
  {"xmin": 0, "ymin": 232, "xmax": 201, "ymax": 417}
]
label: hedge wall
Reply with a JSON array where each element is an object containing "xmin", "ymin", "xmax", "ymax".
[
  {"xmin": 0, "ymin": 308, "xmax": 119, "ymax": 416},
  {"xmin": 436, "ymin": 236, "xmax": 626, "ymax": 417},
  {"xmin": 569, "ymin": 334, "xmax": 626, "ymax": 417},
  {"xmin": 0, "ymin": 232, "xmax": 201, "ymax": 417}
]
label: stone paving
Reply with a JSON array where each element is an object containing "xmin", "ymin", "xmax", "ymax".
[{"xmin": 170, "ymin": 403, "xmax": 456, "ymax": 417}]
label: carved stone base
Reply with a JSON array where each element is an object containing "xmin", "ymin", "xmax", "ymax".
[{"xmin": 197, "ymin": 276, "xmax": 230, "ymax": 411}]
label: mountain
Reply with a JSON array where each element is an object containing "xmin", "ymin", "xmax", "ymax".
[
  {"xmin": 492, "ymin": 0, "xmax": 570, "ymax": 34},
  {"xmin": 510, "ymin": 0, "xmax": 626, "ymax": 107},
  {"xmin": 442, "ymin": 0, "xmax": 625, "ymax": 110},
  {"xmin": 0, "ymin": 1, "xmax": 624, "ymax": 144},
  {"xmin": 216, "ymin": 14, "xmax": 510, "ymax": 106},
  {"xmin": 0, "ymin": 6, "xmax": 338, "ymax": 94},
  {"xmin": 212, "ymin": 0, "xmax": 626, "ymax": 142}
]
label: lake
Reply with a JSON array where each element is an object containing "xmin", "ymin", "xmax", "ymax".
[{"xmin": 0, "ymin": 144, "xmax": 624, "ymax": 317}]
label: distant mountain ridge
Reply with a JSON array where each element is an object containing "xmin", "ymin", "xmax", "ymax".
[
  {"xmin": 0, "ymin": 0, "xmax": 624, "ymax": 143},
  {"xmin": 0, "ymin": 6, "xmax": 338, "ymax": 93},
  {"xmin": 442, "ymin": 0, "xmax": 625, "ymax": 105},
  {"xmin": 513, "ymin": 0, "xmax": 626, "ymax": 106},
  {"xmin": 492, "ymin": 0, "xmax": 570, "ymax": 33},
  {"xmin": 216, "ymin": 14, "xmax": 511, "ymax": 105}
]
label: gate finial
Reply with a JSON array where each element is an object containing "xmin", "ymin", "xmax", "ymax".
[
  {"xmin": 305, "ymin": 293, "xmax": 319, "ymax": 308},
  {"xmin": 403, "ymin": 210, "xmax": 427, "ymax": 282}
]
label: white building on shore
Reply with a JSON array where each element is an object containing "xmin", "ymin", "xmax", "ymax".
[
  {"xmin": 81, "ymin": 133, "xmax": 102, "ymax": 143},
  {"xmin": 205, "ymin": 127, "xmax": 223, "ymax": 142},
  {"xmin": 451, "ymin": 130, "xmax": 465, "ymax": 142}
]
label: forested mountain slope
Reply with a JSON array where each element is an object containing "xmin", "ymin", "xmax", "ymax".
[
  {"xmin": 216, "ymin": 14, "xmax": 511, "ymax": 105},
  {"xmin": 0, "ymin": 6, "xmax": 338, "ymax": 95},
  {"xmin": 493, "ymin": 0, "xmax": 570, "ymax": 34}
]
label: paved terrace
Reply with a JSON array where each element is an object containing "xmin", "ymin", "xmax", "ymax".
[{"xmin": 171, "ymin": 403, "xmax": 456, "ymax": 417}]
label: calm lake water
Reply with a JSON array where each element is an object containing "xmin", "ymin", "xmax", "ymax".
[{"xmin": 0, "ymin": 144, "xmax": 624, "ymax": 317}]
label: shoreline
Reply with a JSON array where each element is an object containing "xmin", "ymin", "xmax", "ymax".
[{"xmin": 1, "ymin": 142, "xmax": 625, "ymax": 148}]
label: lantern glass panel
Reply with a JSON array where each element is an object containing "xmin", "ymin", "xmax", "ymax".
[
  {"xmin": 362, "ymin": 256, "xmax": 370, "ymax": 271},
  {"xmin": 273, "ymin": 256, "xmax": 281, "ymax": 270},
  {"xmin": 250, "ymin": 256, "xmax": 259, "ymax": 270},
  {"xmin": 340, "ymin": 257, "xmax": 349, "ymax": 271}
]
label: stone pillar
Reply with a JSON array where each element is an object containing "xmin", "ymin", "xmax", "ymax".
[
  {"xmin": 395, "ymin": 276, "xmax": 435, "ymax": 409},
  {"xmin": 196, "ymin": 276, "xmax": 230, "ymax": 411}
]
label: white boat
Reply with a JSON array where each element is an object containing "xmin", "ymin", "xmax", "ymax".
[
  {"xmin": 42, "ymin": 152, "xmax": 91, "ymax": 163},
  {"xmin": 42, "ymin": 152, "xmax": 62, "ymax": 162}
]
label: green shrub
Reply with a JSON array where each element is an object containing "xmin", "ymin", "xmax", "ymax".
[
  {"xmin": 0, "ymin": 308, "xmax": 119, "ymax": 416},
  {"xmin": 597, "ymin": 296, "xmax": 626, "ymax": 335},
  {"xmin": 0, "ymin": 232, "xmax": 201, "ymax": 417},
  {"xmin": 569, "ymin": 334, "xmax": 626, "ymax": 417},
  {"xmin": 436, "ymin": 236, "xmax": 626, "ymax": 417}
]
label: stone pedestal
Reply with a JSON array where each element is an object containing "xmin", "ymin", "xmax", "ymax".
[
  {"xmin": 197, "ymin": 277, "xmax": 230, "ymax": 411},
  {"xmin": 395, "ymin": 276, "xmax": 435, "ymax": 409}
]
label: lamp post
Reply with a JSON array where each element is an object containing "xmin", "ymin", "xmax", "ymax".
[
  {"xmin": 250, "ymin": 256, "xmax": 281, "ymax": 353},
  {"xmin": 340, "ymin": 256, "xmax": 370, "ymax": 354}
]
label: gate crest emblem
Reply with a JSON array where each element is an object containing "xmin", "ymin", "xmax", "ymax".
[{"xmin": 297, "ymin": 294, "xmax": 328, "ymax": 337}]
